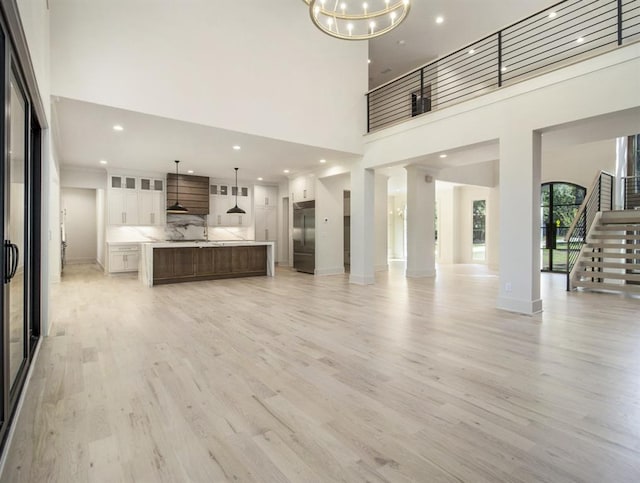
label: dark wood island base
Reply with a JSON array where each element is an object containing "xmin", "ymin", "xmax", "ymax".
[{"xmin": 152, "ymin": 245, "xmax": 268, "ymax": 285}]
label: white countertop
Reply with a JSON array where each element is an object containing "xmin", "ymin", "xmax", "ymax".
[{"xmin": 142, "ymin": 241, "xmax": 274, "ymax": 248}]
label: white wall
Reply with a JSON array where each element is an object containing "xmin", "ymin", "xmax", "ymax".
[
  {"xmin": 542, "ymin": 139, "xmax": 616, "ymax": 190},
  {"xmin": 374, "ymin": 175, "xmax": 388, "ymax": 271},
  {"xmin": 388, "ymin": 194, "xmax": 406, "ymax": 259},
  {"xmin": 315, "ymin": 174, "xmax": 349, "ymax": 275},
  {"xmin": 61, "ymin": 188, "xmax": 97, "ymax": 263},
  {"xmin": 438, "ymin": 160, "xmax": 498, "ymax": 187},
  {"xmin": 50, "ymin": 0, "xmax": 367, "ymax": 154},
  {"xmin": 60, "ymin": 166, "xmax": 107, "ymax": 190},
  {"xmin": 436, "ymin": 184, "xmax": 456, "ymax": 264},
  {"xmin": 17, "ymin": 0, "xmax": 54, "ymax": 335}
]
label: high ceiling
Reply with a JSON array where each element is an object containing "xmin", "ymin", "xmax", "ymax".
[
  {"xmin": 369, "ymin": 0, "xmax": 558, "ymax": 88},
  {"xmin": 53, "ymin": 0, "xmax": 585, "ymax": 183}
]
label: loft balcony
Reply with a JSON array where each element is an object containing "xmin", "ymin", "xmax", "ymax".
[{"xmin": 366, "ymin": 0, "xmax": 640, "ymax": 133}]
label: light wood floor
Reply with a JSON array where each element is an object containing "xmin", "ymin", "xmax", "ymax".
[{"xmin": 2, "ymin": 262, "xmax": 640, "ymax": 482}]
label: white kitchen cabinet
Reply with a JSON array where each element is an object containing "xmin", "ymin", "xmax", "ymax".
[
  {"xmin": 108, "ymin": 189, "xmax": 139, "ymax": 225},
  {"xmin": 108, "ymin": 244, "xmax": 140, "ymax": 273},
  {"xmin": 291, "ymin": 174, "xmax": 315, "ymax": 202},
  {"xmin": 138, "ymin": 178, "xmax": 165, "ymax": 225},
  {"xmin": 110, "ymin": 175, "xmax": 137, "ymax": 190},
  {"xmin": 254, "ymin": 185, "xmax": 278, "ymax": 208},
  {"xmin": 255, "ymin": 206, "xmax": 277, "ymax": 242},
  {"xmin": 208, "ymin": 181, "xmax": 252, "ymax": 227}
]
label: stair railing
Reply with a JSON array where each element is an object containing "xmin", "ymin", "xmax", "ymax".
[{"xmin": 565, "ymin": 171, "xmax": 614, "ymax": 291}]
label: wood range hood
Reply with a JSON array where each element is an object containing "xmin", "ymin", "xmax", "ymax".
[{"xmin": 166, "ymin": 173, "xmax": 210, "ymax": 215}]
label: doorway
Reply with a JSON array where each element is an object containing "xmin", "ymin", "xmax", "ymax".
[
  {"xmin": 61, "ymin": 188, "xmax": 98, "ymax": 266},
  {"xmin": 344, "ymin": 190, "xmax": 350, "ymax": 272},
  {"xmin": 541, "ymin": 182, "xmax": 586, "ymax": 272},
  {"xmin": 282, "ymin": 197, "xmax": 289, "ymax": 266}
]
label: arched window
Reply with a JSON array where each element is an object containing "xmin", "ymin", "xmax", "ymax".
[{"xmin": 541, "ymin": 182, "xmax": 586, "ymax": 272}]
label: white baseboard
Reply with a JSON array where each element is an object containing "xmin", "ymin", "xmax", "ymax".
[
  {"xmin": 315, "ymin": 267, "xmax": 345, "ymax": 276},
  {"xmin": 349, "ymin": 273, "xmax": 375, "ymax": 285},
  {"xmin": 497, "ymin": 297, "xmax": 543, "ymax": 315}
]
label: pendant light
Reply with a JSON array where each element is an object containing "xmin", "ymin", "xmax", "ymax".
[
  {"xmin": 167, "ymin": 160, "xmax": 189, "ymax": 213},
  {"xmin": 227, "ymin": 167, "xmax": 246, "ymax": 214}
]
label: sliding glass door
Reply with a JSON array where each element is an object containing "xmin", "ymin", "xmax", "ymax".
[
  {"xmin": 0, "ymin": 8, "xmax": 42, "ymax": 453},
  {"xmin": 7, "ymin": 68, "xmax": 27, "ymax": 393}
]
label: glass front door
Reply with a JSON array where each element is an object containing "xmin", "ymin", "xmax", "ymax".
[{"xmin": 541, "ymin": 182, "xmax": 586, "ymax": 272}]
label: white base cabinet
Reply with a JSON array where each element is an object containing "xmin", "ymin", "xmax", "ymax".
[{"xmin": 108, "ymin": 243, "xmax": 140, "ymax": 273}]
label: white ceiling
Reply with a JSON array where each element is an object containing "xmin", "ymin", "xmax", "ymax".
[
  {"xmin": 369, "ymin": 0, "xmax": 558, "ymax": 88},
  {"xmin": 53, "ymin": 1, "xmax": 633, "ymax": 188},
  {"xmin": 53, "ymin": 97, "xmax": 360, "ymax": 183}
]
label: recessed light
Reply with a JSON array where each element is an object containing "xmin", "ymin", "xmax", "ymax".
[
  {"xmin": 576, "ymin": 37, "xmax": 584, "ymax": 43},
  {"xmin": 113, "ymin": 125, "xmax": 124, "ymax": 131},
  {"xmin": 548, "ymin": 11, "xmax": 557, "ymax": 18},
  {"xmin": 435, "ymin": 16, "xmax": 444, "ymax": 24},
  {"xmin": 468, "ymin": 49, "xmax": 475, "ymax": 55},
  {"xmin": 501, "ymin": 66, "xmax": 508, "ymax": 72},
  {"xmin": 99, "ymin": 160, "xmax": 108, "ymax": 165},
  {"xmin": 187, "ymin": 170, "xmax": 194, "ymax": 174},
  {"xmin": 233, "ymin": 145, "xmax": 241, "ymax": 150},
  {"xmin": 320, "ymin": 159, "xmax": 326, "ymax": 164},
  {"xmin": 397, "ymin": 39, "xmax": 406, "ymax": 46},
  {"xmin": 283, "ymin": 169, "xmax": 290, "ymax": 174},
  {"xmin": 368, "ymin": 59, "xmax": 371, "ymax": 64},
  {"xmin": 439, "ymin": 154, "xmax": 448, "ymax": 158},
  {"xmin": 257, "ymin": 177, "xmax": 263, "ymax": 181}
]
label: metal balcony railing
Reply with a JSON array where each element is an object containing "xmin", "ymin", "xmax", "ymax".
[{"xmin": 366, "ymin": 0, "xmax": 640, "ymax": 133}]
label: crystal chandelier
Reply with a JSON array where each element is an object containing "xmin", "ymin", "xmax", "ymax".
[{"xmin": 303, "ymin": 0, "xmax": 411, "ymax": 41}]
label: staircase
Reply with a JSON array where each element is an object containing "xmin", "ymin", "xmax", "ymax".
[{"xmin": 571, "ymin": 210, "xmax": 640, "ymax": 294}]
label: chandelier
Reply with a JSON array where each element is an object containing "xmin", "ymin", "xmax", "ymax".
[{"xmin": 302, "ymin": 0, "xmax": 411, "ymax": 41}]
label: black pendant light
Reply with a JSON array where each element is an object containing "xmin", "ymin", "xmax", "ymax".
[
  {"xmin": 227, "ymin": 167, "xmax": 246, "ymax": 214},
  {"xmin": 167, "ymin": 160, "xmax": 189, "ymax": 213}
]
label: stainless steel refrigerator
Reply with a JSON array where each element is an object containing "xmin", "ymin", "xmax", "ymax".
[{"xmin": 293, "ymin": 201, "xmax": 315, "ymax": 274}]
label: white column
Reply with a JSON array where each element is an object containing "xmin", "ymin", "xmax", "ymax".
[
  {"xmin": 498, "ymin": 130, "xmax": 542, "ymax": 315},
  {"xmin": 405, "ymin": 165, "xmax": 436, "ymax": 278},
  {"xmin": 350, "ymin": 161, "xmax": 375, "ymax": 285}
]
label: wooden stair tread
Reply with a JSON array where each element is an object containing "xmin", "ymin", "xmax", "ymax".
[
  {"xmin": 573, "ymin": 280, "xmax": 640, "ymax": 294},
  {"xmin": 581, "ymin": 252, "xmax": 640, "ymax": 260},
  {"xmin": 585, "ymin": 243, "xmax": 640, "ymax": 249},
  {"xmin": 578, "ymin": 260, "xmax": 640, "ymax": 271},
  {"xmin": 591, "ymin": 234, "xmax": 640, "ymax": 240},
  {"xmin": 594, "ymin": 224, "xmax": 640, "ymax": 231},
  {"xmin": 577, "ymin": 270, "xmax": 640, "ymax": 282}
]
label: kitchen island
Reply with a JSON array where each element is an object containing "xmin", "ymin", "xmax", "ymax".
[{"xmin": 140, "ymin": 241, "xmax": 275, "ymax": 287}]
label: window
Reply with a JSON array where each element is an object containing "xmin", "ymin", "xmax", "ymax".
[{"xmin": 472, "ymin": 200, "xmax": 486, "ymax": 261}]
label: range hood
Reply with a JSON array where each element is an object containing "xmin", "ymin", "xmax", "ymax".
[{"xmin": 167, "ymin": 160, "xmax": 189, "ymax": 214}]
